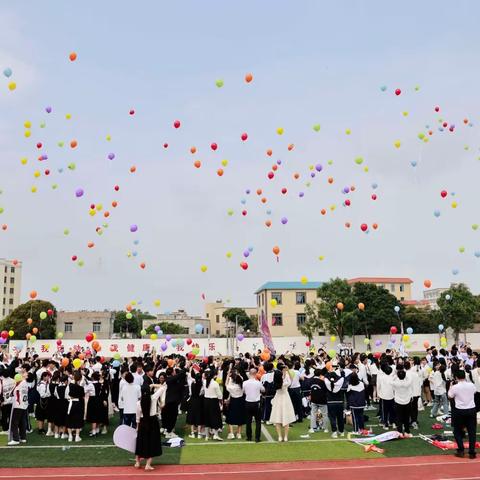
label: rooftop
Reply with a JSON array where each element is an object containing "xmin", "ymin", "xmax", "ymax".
[
  {"xmin": 401, "ymin": 300, "xmax": 430, "ymax": 306},
  {"xmin": 255, "ymin": 281, "xmax": 322, "ymax": 294},
  {"xmin": 347, "ymin": 277, "xmax": 413, "ymax": 284}
]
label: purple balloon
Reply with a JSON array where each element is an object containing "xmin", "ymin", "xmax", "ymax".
[
  {"xmin": 45, "ymin": 106, "xmax": 52, "ymax": 113},
  {"xmin": 0, "ymin": 337, "xmax": 6, "ymax": 344},
  {"xmin": 75, "ymin": 188, "xmax": 84, "ymax": 198},
  {"xmin": 310, "ymin": 172, "xmax": 316, "ymax": 178},
  {"xmin": 154, "ymin": 326, "xmax": 161, "ymax": 332},
  {"xmin": 245, "ymin": 189, "xmax": 251, "ymax": 195},
  {"xmin": 315, "ymin": 164, "xmax": 323, "ymax": 172},
  {"xmin": 281, "ymin": 217, "xmax": 288, "ymax": 225},
  {"xmin": 165, "ymin": 334, "xmax": 172, "ymax": 342},
  {"xmin": 375, "ymin": 340, "xmax": 382, "ymax": 347},
  {"xmin": 299, "ymin": 192, "xmax": 304, "ymax": 198},
  {"xmin": 41, "ymin": 154, "xmax": 48, "ymax": 161},
  {"xmin": 343, "ymin": 186, "xmax": 350, "ymax": 194},
  {"xmin": 243, "ymin": 250, "xmax": 250, "ymax": 258},
  {"xmin": 277, "ymin": 160, "xmax": 282, "ymax": 165},
  {"xmin": 108, "ymin": 153, "xmax": 115, "ymax": 160},
  {"xmin": 160, "ymin": 342, "xmax": 168, "ymax": 351},
  {"xmin": 236, "ymin": 333, "xmax": 244, "ymax": 341},
  {"xmin": 130, "ymin": 225, "xmax": 138, "ymax": 233}
]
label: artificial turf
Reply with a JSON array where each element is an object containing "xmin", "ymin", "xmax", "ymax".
[{"xmin": 0, "ymin": 407, "xmax": 459, "ymax": 468}]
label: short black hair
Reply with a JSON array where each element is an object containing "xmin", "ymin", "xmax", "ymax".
[{"xmin": 456, "ymin": 370, "xmax": 466, "ymax": 380}]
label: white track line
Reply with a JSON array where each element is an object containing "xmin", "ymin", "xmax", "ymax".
[
  {"xmin": 0, "ymin": 459, "xmax": 476, "ymax": 478},
  {"xmin": 261, "ymin": 425, "xmax": 274, "ymax": 443}
]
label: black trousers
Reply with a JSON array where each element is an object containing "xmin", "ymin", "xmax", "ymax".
[
  {"xmin": 452, "ymin": 407, "xmax": 477, "ymax": 455},
  {"xmin": 10, "ymin": 408, "xmax": 27, "ymax": 442},
  {"xmin": 162, "ymin": 402, "xmax": 179, "ymax": 433},
  {"xmin": 410, "ymin": 396, "xmax": 419, "ymax": 424},
  {"xmin": 288, "ymin": 387, "xmax": 303, "ymax": 421},
  {"xmin": 262, "ymin": 396, "xmax": 273, "ymax": 422},
  {"xmin": 351, "ymin": 407, "xmax": 365, "ymax": 432},
  {"xmin": 1, "ymin": 404, "xmax": 12, "ymax": 431},
  {"xmin": 245, "ymin": 401, "xmax": 261, "ymax": 441},
  {"xmin": 395, "ymin": 402, "xmax": 411, "ymax": 434},
  {"xmin": 381, "ymin": 399, "xmax": 395, "ymax": 426},
  {"xmin": 327, "ymin": 403, "xmax": 344, "ymax": 433}
]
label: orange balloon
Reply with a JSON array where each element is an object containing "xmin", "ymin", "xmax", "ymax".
[
  {"xmin": 27, "ymin": 318, "xmax": 33, "ymax": 325},
  {"xmin": 104, "ymin": 211, "xmax": 110, "ymax": 218},
  {"xmin": 126, "ymin": 304, "xmax": 132, "ymax": 312},
  {"xmin": 61, "ymin": 358, "xmax": 70, "ymax": 367},
  {"xmin": 261, "ymin": 197, "xmax": 267, "ymax": 204},
  {"xmin": 288, "ymin": 144, "xmax": 295, "ymax": 151},
  {"xmin": 92, "ymin": 341, "xmax": 100, "ymax": 351},
  {"xmin": 194, "ymin": 160, "xmax": 201, "ymax": 168},
  {"xmin": 256, "ymin": 189, "xmax": 262, "ymax": 196},
  {"xmin": 130, "ymin": 166, "xmax": 136, "ymax": 173},
  {"xmin": 358, "ymin": 303, "xmax": 365, "ymax": 311},
  {"xmin": 32, "ymin": 327, "xmax": 38, "ymax": 334},
  {"xmin": 337, "ymin": 302, "xmax": 344, "ymax": 311},
  {"xmin": 328, "ymin": 177, "xmax": 334, "ymax": 184},
  {"xmin": 217, "ymin": 168, "xmax": 224, "ymax": 177},
  {"xmin": 190, "ymin": 146, "xmax": 197, "ymax": 154},
  {"xmin": 112, "ymin": 201, "xmax": 118, "ymax": 208},
  {"xmin": 293, "ymin": 173, "xmax": 300, "ymax": 180},
  {"xmin": 245, "ymin": 73, "xmax": 253, "ymax": 83},
  {"xmin": 69, "ymin": 52, "xmax": 77, "ymax": 61},
  {"xmin": 70, "ymin": 140, "xmax": 78, "ymax": 148},
  {"xmin": 424, "ymin": 279, "xmax": 432, "ymax": 289},
  {"xmin": 266, "ymin": 149, "xmax": 272, "ymax": 156},
  {"xmin": 29, "ymin": 291, "xmax": 37, "ymax": 299},
  {"xmin": 272, "ymin": 246, "xmax": 280, "ymax": 255},
  {"xmin": 265, "ymin": 220, "xmax": 272, "ymax": 228},
  {"xmin": 321, "ymin": 209, "xmax": 326, "ymax": 215}
]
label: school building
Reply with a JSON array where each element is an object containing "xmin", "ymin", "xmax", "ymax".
[
  {"xmin": 56, "ymin": 311, "xmax": 115, "ymax": 339},
  {"xmin": 0, "ymin": 258, "xmax": 22, "ymax": 320},
  {"xmin": 347, "ymin": 277, "xmax": 413, "ymax": 301},
  {"xmin": 205, "ymin": 301, "xmax": 257, "ymax": 336}
]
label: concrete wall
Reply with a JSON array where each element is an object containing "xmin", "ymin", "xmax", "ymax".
[{"xmin": 56, "ymin": 311, "xmax": 114, "ymax": 339}]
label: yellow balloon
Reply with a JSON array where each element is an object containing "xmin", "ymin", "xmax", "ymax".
[
  {"xmin": 300, "ymin": 276, "xmax": 308, "ymax": 284},
  {"xmin": 318, "ymin": 255, "xmax": 325, "ymax": 261},
  {"xmin": 270, "ymin": 299, "xmax": 277, "ymax": 307},
  {"xmin": 451, "ymin": 201, "xmax": 458, "ymax": 209},
  {"xmin": 394, "ymin": 140, "xmax": 401, "ymax": 148},
  {"xmin": 276, "ymin": 127, "xmax": 284, "ymax": 135},
  {"xmin": 33, "ymin": 170, "xmax": 41, "ymax": 178},
  {"xmin": 96, "ymin": 203, "xmax": 103, "ymax": 211},
  {"xmin": 89, "ymin": 209, "xmax": 96, "ymax": 216},
  {"xmin": 345, "ymin": 129, "xmax": 351, "ymax": 135},
  {"xmin": 200, "ymin": 265, "xmax": 208, "ymax": 273},
  {"xmin": 20, "ymin": 157, "xmax": 28, "ymax": 165},
  {"xmin": 24, "ymin": 130, "xmax": 31, "ymax": 138},
  {"xmin": 65, "ymin": 113, "xmax": 72, "ymax": 120},
  {"xmin": 8, "ymin": 82, "xmax": 16, "ymax": 91},
  {"xmin": 221, "ymin": 159, "xmax": 228, "ymax": 167},
  {"xmin": 31, "ymin": 186, "xmax": 37, "ymax": 193},
  {"xmin": 72, "ymin": 359, "xmax": 83, "ymax": 369},
  {"xmin": 153, "ymin": 299, "xmax": 161, "ymax": 307},
  {"xmin": 150, "ymin": 333, "xmax": 158, "ymax": 340},
  {"xmin": 226, "ymin": 251, "xmax": 232, "ymax": 259},
  {"xmin": 402, "ymin": 111, "xmax": 409, "ymax": 117},
  {"xmin": 402, "ymin": 334, "xmax": 409, "ymax": 341},
  {"xmin": 330, "ymin": 335, "xmax": 336, "ymax": 342},
  {"xmin": 24, "ymin": 121, "xmax": 31, "ymax": 128},
  {"xmin": 106, "ymin": 135, "xmax": 111, "ymax": 141}
]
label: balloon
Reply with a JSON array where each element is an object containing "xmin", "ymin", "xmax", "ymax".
[
  {"xmin": 140, "ymin": 329, "xmax": 146, "ymax": 337},
  {"xmin": 440, "ymin": 190, "xmax": 448, "ymax": 198},
  {"xmin": 3, "ymin": 67, "xmax": 12, "ymax": 78},
  {"xmin": 438, "ymin": 324, "xmax": 444, "ymax": 331},
  {"xmin": 200, "ymin": 265, "xmax": 208, "ymax": 273},
  {"xmin": 375, "ymin": 340, "xmax": 382, "ymax": 347},
  {"xmin": 402, "ymin": 334, "xmax": 409, "ymax": 342},
  {"xmin": 423, "ymin": 341, "xmax": 430, "ymax": 349},
  {"xmin": 130, "ymin": 225, "xmax": 138, "ymax": 233},
  {"xmin": 215, "ymin": 79, "xmax": 224, "ymax": 88},
  {"xmin": 69, "ymin": 52, "xmax": 77, "ymax": 61},
  {"xmin": 305, "ymin": 341, "xmax": 311, "ymax": 347},
  {"xmin": 240, "ymin": 262, "xmax": 248, "ymax": 270},
  {"xmin": 195, "ymin": 324, "xmax": 204, "ymax": 334},
  {"xmin": 39, "ymin": 311, "xmax": 47, "ymax": 320},
  {"xmin": 112, "ymin": 360, "xmax": 121, "ymax": 368},
  {"xmin": 395, "ymin": 88, "xmax": 401, "ymax": 96},
  {"xmin": 61, "ymin": 358, "xmax": 70, "ymax": 368},
  {"xmin": 8, "ymin": 82, "xmax": 16, "ymax": 91},
  {"xmin": 424, "ymin": 280, "xmax": 432, "ymax": 289},
  {"xmin": 434, "ymin": 210, "xmax": 441, "ymax": 218},
  {"xmin": 406, "ymin": 327, "xmax": 413, "ymax": 335},
  {"xmin": 165, "ymin": 334, "xmax": 172, "ymax": 342},
  {"xmin": 57, "ymin": 332, "xmax": 63, "ymax": 339},
  {"xmin": 236, "ymin": 333, "xmax": 244, "ymax": 342},
  {"xmin": 92, "ymin": 341, "xmax": 100, "ymax": 351},
  {"xmin": 390, "ymin": 326, "xmax": 398, "ymax": 334},
  {"xmin": 75, "ymin": 188, "xmax": 84, "ymax": 198},
  {"xmin": 29, "ymin": 335, "xmax": 37, "ymax": 343},
  {"xmin": 32, "ymin": 327, "xmax": 38, "ymax": 335},
  {"xmin": 272, "ymin": 246, "xmax": 280, "ymax": 256},
  {"xmin": 150, "ymin": 333, "xmax": 158, "ymax": 340},
  {"xmin": 186, "ymin": 338, "xmax": 193, "ymax": 345},
  {"xmin": 72, "ymin": 359, "xmax": 83, "ymax": 369},
  {"xmin": 8, "ymin": 330, "xmax": 14, "ymax": 337},
  {"xmin": 14, "ymin": 373, "xmax": 23, "ymax": 383},
  {"xmin": 328, "ymin": 349, "xmax": 336, "ymax": 358},
  {"xmin": 47, "ymin": 309, "xmax": 53, "ymax": 317},
  {"xmin": 336, "ymin": 302, "xmax": 344, "ymax": 311},
  {"xmin": 363, "ymin": 338, "xmax": 370, "ymax": 345},
  {"xmin": 330, "ymin": 335, "xmax": 336, "ymax": 342},
  {"xmin": 154, "ymin": 325, "xmax": 161, "ymax": 333},
  {"xmin": 126, "ymin": 313, "xmax": 133, "ymax": 320},
  {"xmin": 394, "ymin": 306, "xmax": 400, "ymax": 313},
  {"xmin": 29, "ymin": 291, "xmax": 38, "ymax": 300},
  {"xmin": 245, "ymin": 73, "xmax": 253, "ymax": 83},
  {"xmin": 85, "ymin": 333, "xmax": 94, "ymax": 343},
  {"xmin": 171, "ymin": 339, "xmax": 178, "ymax": 347},
  {"xmin": 0, "ymin": 331, "xmax": 7, "ymax": 339},
  {"xmin": 281, "ymin": 217, "xmax": 288, "ymax": 225},
  {"xmin": 270, "ymin": 299, "xmax": 277, "ymax": 307},
  {"xmin": 360, "ymin": 223, "xmax": 368, "ymax": 232},
  {"xmin": 358, "ymin": 303, "xmax": 365, "ymax": 311},
  {"xmin": 445, "ymin": 294, "xmax": 451, "ymax": 301}
]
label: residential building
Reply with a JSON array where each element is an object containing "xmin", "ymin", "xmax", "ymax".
[
  {"xmin": 56, "ymin": 311, "xmax": 114, "ymax": 339},
  {"xmin": 401, "ymin": 299, "xmax": 430, "ymax": 309},
  {"xmin": 255, "ymin": 282, "xmax": 322, "ymax": 337},
  {"xmin": 204, "ymin": 301, "xmax": 257, "ymax": 336},
  {"xmin": 0, "ymin": 259, "xmax": 22, "ymax": 320},
  {"xmin": 347, "ymin": 277, "xmax": 413, "ymax": 301},
  {"xmin": 143, "ymin": 310, "xmax": 210, "ymax": 336},
  {"xmin": 423, "ymin": 287, "xmax": 450, "ymax": 310}
]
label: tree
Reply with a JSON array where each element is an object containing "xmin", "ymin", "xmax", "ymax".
[
  {"xmin": 0, "ymin": 300, "xmax": 57, "ymax": 339},
  {"xmin": 113, "ymin": 310, "xmax": 155, "ymax": 338},
  {"xmin": 403, "ymin": 306, "xmax": 438, "ymax": 333},
  {"xmin": 351, "ymin": 282, "xmax": 401, "ymax": 335},
  {"xmin": 299, "ymin": 302, "xmax": 322, "ymax": 341},
  {"xmin": 436, "ymin": 284, "xmax": 480, "ymax": 342},
  {"xmin": 222, "ymin": 308, "xmax": 257, "ymax": 333},
  {"xmin": 316, "ymin": 278, "xmax": 356, "ymax": 343},
  {"xmin": 145, "ymin": 322, "xmax": 188, "ymax": 335}
]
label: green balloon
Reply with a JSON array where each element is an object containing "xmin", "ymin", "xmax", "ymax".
[
  {"xmin": 328, "ymin": 349, "xmax": 336, "ymax": 358},
  {"xmin": 472, "ymin": 224, "xmax": 479, "ymax": 231},
  {"xmin": 68, "ymin": 162, "xmax": 76, "ymax": 170},
  {"xmin": 354, "ymin": 157, "xmax": 364, "ymax": 165},
  {"xmin": 57, "ymin": 141, "xmax": 64, "ymax": 147},
  {"xmin": 30, "ymin": 335, "xmax": 37, "ymax": 343},
  {"xmin": 39, "ymin": 312, "xmax": 47, "ymax": 320},
  {"xmin": 51, "ymin": 184, "xmax": 58, "ymax": 190},
  {"xmin": 78, "ymin": 260, "xmax": 84, "ymax": 267},
  {"xmin": 63, "ymin": 229, "xmax": 70, "ymax": 235},
  {"xmin": 126, "ymin": 312, "xmax": 133, "ymax": 320},
  {"xmin": 215, "ymin": 79, "xmax": 224, "ymax": 88},
  {"xmin": 140, "ymin": 329, "xmax": 147, "ymax": 336},
  {"xmin": 14, "ymin": 373, "xmax": 23, "ymax": 382},
  {"xmin": 312, "ymin": 124, "xmax": 321, "ymax": 132}
]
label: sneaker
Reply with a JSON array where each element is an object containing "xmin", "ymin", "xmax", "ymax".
[
  {"xmin": 54, "ymin": 433, "xmax": 60, "ymax": 439},
  {"xmin": 283, "ymin": 437, "xmax": 288, "ymax": 442},
  {"xmin": 308, "ymin": 428, "xmax": 315, "ymax": 434},
  {"xmin": 46, "ymin": 431, "xmax": 54, "ymax": 437},
  {"xmin": 75, "ymin": 436, "xmax": 82, "ymax": 442},
  {"xmin": 20, "ymin": 439, "xmax": 26, "ymax": 443},
  {"xmin": 188, "ymin": 433, "xmax": 197, "ymax": 439},
  {"xmin": 469, "ymin": 453, "xmax": 477, "ymax": 460},
  {"xmin": 7, "ymin": 440, "xmax": 19, "ymax": 446},
  {"xmin": 0, "ymin": 431, "xmax": 8, "ymax": 435},
  {"xmin": 236, "ymin": 433, "xmax": 242, "ymax": 439},
  {"xmin": 213, "ymin": 434, "xmax": 223, "ymax": 441},
  {"xmin": 227, "ymin": 433, "xmax": 235, "ymax": 440},
  {"xmin": 411, "ymin": 422, "xmax": 419, "ymax": 430},
  {"xmin": 61, "ymin": 433, "xmax": 68, "ymax": 439},
  {"xmin": 383, "ymin": 425, "xmax": 389, "ymax": 430},
  {"xmin": 324, "ymin": 429, "xmax": 329, "ymax": 433},
  {"xmin": 331, "ymin": 432, "xmax": 338, "ymax": 438},
  {"xmin": 101, "ymin": 427, "xmax": 107, "ymax": 434},
  {"xmin": 339, "ymin": 432, "xmax": 345, "ymax": 437},
  {"xmin": 68, "ymin": 435, "xmax": 73, "ymax": 442},
  {"xmin": 278, "ymin": 437, "xmax": 283, "ymax": 442}
]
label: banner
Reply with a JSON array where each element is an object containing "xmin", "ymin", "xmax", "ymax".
[{"xmin": 259, "ymin": 310, "xmax": 276, "ymax": 354}]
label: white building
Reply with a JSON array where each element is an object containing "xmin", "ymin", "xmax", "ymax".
[
  {"xmin": 143, "ymin": 310, "xmax": 210, "ymax": 336},
  {"xmin": 423, "ymin": 287, "xmax": 450, "ymax": 309},
  {"xmin": 0, "ymin": 259, "xmax": 22, "ymax": 320}
]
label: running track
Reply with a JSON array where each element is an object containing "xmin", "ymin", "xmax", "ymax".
[{"xmin": 0, "ymin": 456, "xmax": 479, "ymax": 480}]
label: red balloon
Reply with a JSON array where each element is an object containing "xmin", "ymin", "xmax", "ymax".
[
  {"xmin": 360, "ymin": 223, "xmax": 368, "ymax": 232},
  {"xmin": 395, "ymin": 88, "xmax": 401, "ymax": 96},
  {"xmin": 434, "ymin": 106, "xmax": 440, "ymax": 112},
  {"xmin": 390, "ymin": 326, "xmax": 398, "ymax": 334},
  {"xmin": 71, "ymin": 255, "xmax": 77, "ymax": 261},
  {"xmin": 241, "ymin": 133, "xmax": 248, "ymax": 141},
  {"xmin": 305, "ymin": 341, "xmax": 311, "ymax": 347},
  {"xmin": 345, "ymin": 199, "xmax": 351, "ymax": 206},
  {"xmin": 85, "ymin": 333, "xmax": 94, "ymax": 342},
  {"xmin": 371, "ymin": 194, "xmax": 377, "ymax": 200},
  {"xmin": 186, "ymin": 338, "xmax": 192, "ymax": 345},
  {"xmin": 114, "ymin": 185, "xmax": 120, "ymax": 191},
  {"xmin": 267, "ymin": 171, "xmax": 274, "ymax": 179},
  {"xmin": 440, "ymin": 190, "xmax": 447, "ymax": 198},
  {"xmin": 1, "ymin": 331, "xmax": 8, "ymax": 339},
  {"xmin": 163, "ymin": 143, "xmax": 168, "ymax": 148},
  {"xmin": 173, "ymin": 120, "xmax": 181, "ymax": 129},
  {"xmin": 210, "ymin": 143, "xmax": 218, "ymax": 151},
  {"xmin": 47, "ymin": 309, "xmax": 53, "ymax": 316},
  {"xmin": 242, "ymin": 210, "xmax": 247, "ymax": 216},
  {"xmin": 36, "ymin": 143, "xmax": 42, "ymax": 149},
  {"xmin": 129, "ymin": 109, "xmax": 135, "ymax": 115},
  {"xmin": 240, "ymin": 262, "xmax": 249, "ymax": 270},
  {"xmin": 281, "ymin": 188, "xmax": 287, "ymax": 194}
]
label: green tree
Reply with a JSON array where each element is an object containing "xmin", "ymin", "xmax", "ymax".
[
  {"xmin": 114, "ymin": 310, "xmax": 155, "ymax": 337},
  {"xmin": 145, "ymin": 322, "xmax": 188, "ymax": 335},
  {"xmin": 222, "ymin": 308, "xmax": 257, "ymax": 333},
  {"xmin": 0, "ymin": 300, "xmax": 57, "ymax": 339},
  {"xmin": 436, "ymin": 284, "xmax": 480, "ymax": 341},
  {"xmin": 351, "ymin": 282, "xmax": 401, "ymax": 335},
  {"xmin": 316, "ymin": 278, "xmax": 356, "ymax": 343},
  {"xmin": 403, "ymin": 306, "xmax": 438, "ymax": 333},
  {"xmin": 299, "ymin": 302, "xmax": 322, "ymax": 341}
]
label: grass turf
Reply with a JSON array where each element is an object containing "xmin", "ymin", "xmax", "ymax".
[{"xmin": 0, "ymin": 407, "xmax": 459, "ymax": 468}]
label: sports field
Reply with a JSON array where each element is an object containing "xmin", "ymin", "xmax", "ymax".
[{"xmin": 0, "ymin": 410, "xmax": 457, "ymax": 468}]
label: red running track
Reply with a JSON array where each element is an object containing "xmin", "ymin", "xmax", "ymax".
[{"xmin": 0, "ymin": 456, "xmax": 479, "ymax": 480}]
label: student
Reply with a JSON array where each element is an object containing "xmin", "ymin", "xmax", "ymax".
[
  {"xmin": 162, "ymin": 366, "xmax": 187, "ymax": 438},
  {"xmin": 471, "ymin": 359, "xmax": 480, "ymax": 412},
  {"xmin": 135, "ymin": 384, "xmax": 166, "ymax": 471},
  {"xmin": 117, "ymin": 367, "xmax": 129, "ymax": 425},
  {"xmin": 260, "ymin": 362, "xmax": 275, "ymax": 424},
  {"xmin": 186, "ymin": 371, "xmax": 204, "ymax": 438},
  {"xmin": 66, "ymin": 371, "xmax": 85, "ymax": 442},
  {"xmin": 288, "ymin": 361, "xmax": 303, "ymax": 422},
  {"xmin": 392, "ymin": 369, "xmax": 413, "ymax": 438},
  {"xmin": 120, "ymin": 372, "xmax": 141, "ymax": 428},
  {"xmin": 225, "ymin": 370, "xmax": 246, "ymax": 439},
  {"xmin": 430, "ymin": 362, "xmax": 449, "ymax": 418},
  {"xmin": 8, "ymin": 373, "xmax": 29, "ymax": 446},
  {"xmin": 202, "ymin": 369, "xmax": 223, "ymax": 441},
  {"xmin": 53, "ymin": 374, "xmax": 69, "ymax": 439},
  {"xmin": 270, "ymin": 365, "xmax": 296, "ymax": 442},
  {"xmin": 36, "ymin": 371, "xmax": 51, "ymax": 435},
  {"xmin": 324, "ymin": 370, "xmax": 345, "ymax": 438},
  {"xmin": 46, "ymin": 371, "xmax": 60, "ymax": 436},
  {"xmin": 347, "ymin": 372, "xmax": 366, "ymax": 434},
  {"xmin": 0, "ymin": 368, "xmax": 15, "ymax": 434},
  {"xmin": 85, "ymin": 371, "xmax": 103, "ymax": 436},
  {"xmin": 377, "ymin": 363, "xmax": 395, "ymax": 429},
  {"xmin": 242, "ymin": 368, "xmax": 264, "ymax": 442},
  {"xmin": 407, "ymin": 358, "xmax": 422, "ymax": 428},
  {"xmin": 309, "ymin": 368, "xmax": 329, "ymax": 433},
  {"xmin": 448, "ymin": 370, "xmax": 477, "ymax": 459}
]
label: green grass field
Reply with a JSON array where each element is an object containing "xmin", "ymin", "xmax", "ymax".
[{"xmin": 0, "ymin": 407, "xmax": 459, "ymax": 468}]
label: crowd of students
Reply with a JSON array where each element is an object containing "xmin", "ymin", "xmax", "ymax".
[{"xmin": 0, "ymin": 343, "xmax": 479, "ymax": 469}]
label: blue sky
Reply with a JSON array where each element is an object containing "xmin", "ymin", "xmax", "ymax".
[{"xmin": 0, "ymin": 1, "xmax": 479, "ymax": 315}]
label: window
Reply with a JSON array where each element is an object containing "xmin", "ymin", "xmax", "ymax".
[
  {"xmin": 216, "ymin": 315, "xmax": 220, "ymax": 323},
  {"xmin": 2, "ymin": 298, "xmax": 4, "ymax": 305},
  {"xmin": 296, "ymin": 292, "xmax": 306, "ymax": 304},
  {"xmin": 271, "ymin": 292, "xmax": 282, "ymax": 305},
  {"xmin": 64, "ymin": 322, "xmax": 73, "ymax": 332},
  {"xmin": 399, "ymin": 284, "xmax": 404, "ymax": 292},
  {"xmin": 390, "ymin": 284, "xmax": 395, "ymax": 292},
  {"xmin": 92, "ymin": 322, "xmax": 101, "ymax": 332},
  {"xmin": 400, "ymin": 297, "xmax": 405, "ymax": 301},
  {"xmin": 3, "ymin": 267, "xmax": 6, "ymax": 273},
  {"xmin": 1, "ymin": 308, "xmax": 4, "ymax": 316},
  {"xmin": 10, "ymin": 277, "xmax": 14, "ymax": 284},
  {"xmin": 297, "ymin": 313, "xmax": 306, "ymax": 326},
  {"xmin": 8, "ymin": 309, "xmax": 12, "ymax": 314},
  {"xmin": 9, "ymin": 288, "xmax": 14, "ymax": 294},
  {"xmin": 261, "ymin": 294, "xmax": 264, "ymax": 306},
  {"xmin": 257, "ymin": 295, "xmax": 260, "ymax": 306},
  {"xmin": 3, "ymin": 287, "xmax": 5, "ymax": 294},
  {"xmin": 206, "ymin": 313, "xmax": 209, "ymax": 318},
  {"xmin": 8, "ymin": 298, "xmax": 13, "ymax": 305},
  {"xmin": 216, "ymin": 330, "xmax": 220, "ymax": 335},
  {"xmin": 272, "ymin": 313, "xmax": 283, "ymax": 326},
  {"xmin": 10, "ymin": 267, "xmax": 15, "ymax": 273}
]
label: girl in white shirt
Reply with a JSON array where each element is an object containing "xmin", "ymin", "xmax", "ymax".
[
  {"xmin": 202, "ymin": 370, "xmax": 223, "ymax": 441},
  {"xmin": 392, "ymin": 369, "xmax": 413, "ymax": 437},
  {"xmin": 225, "ymin": 371, "xmax": 246, "ymax": 439}
]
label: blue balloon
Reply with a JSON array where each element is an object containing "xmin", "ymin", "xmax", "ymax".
[
  {"xmin": 3, "ymin": 68, "xmax": 12, "ymax": 78},
  {"xmin": 112, "ymin": 360, "xmax": 120, "ymax": 368},
  {"xmin": 438, "ymin": 324, "xmax": 444, "ymax": 331},
  {"xmin": 406, "ymin": 327, "xmax": 413, "ymax": 335},
  {"xmin": 452, "ymin": 268, "xmax": 459, "ymax": 275},
  {"xmin": 241, "ymin": 199, "xmax": 246, "ymax": 205},
  {"xmin": 266, "ymin": 209, "xmax": 272, "ymax": 215},
  {"xmin": 195, "ymin": 324, "xmax": 203, "ymax": 334},
  {"xmin": 410, "ymin": 160, "xmax": 417, "ymax": 167},
  {"xmin": 371, "ymin": 182, "xmax": 378, "ymax": 190},
  {"xmin": 133, "ymin": 239, "xmax": 139, "ymax": 245},
  {"xmin": 380, "ymin": 85, "xmax": 387, "ymax": 92},
  {"xmin": 474, "ymin": 251, "xmax": 480, "ymax": 258},
  {"xmin": 434, "ymin": 210, "xmax": 441, "ymax": 218},
  {"xmin": 248, "ymin": 246, "xmax": 254, "ymax": 252}
]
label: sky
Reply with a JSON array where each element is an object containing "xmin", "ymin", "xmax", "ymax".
[{"xmin": 0, "ymin": 1, "xmax": 479, "ymax": 316}]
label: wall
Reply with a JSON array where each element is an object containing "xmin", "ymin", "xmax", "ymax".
[
  {"xmin": 10, "ymin": 331, "xmax": 474, "ymax": 358},
  {"xmin": 56, "ymin": 311, "xmax": 113, "ymax": 339}
]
